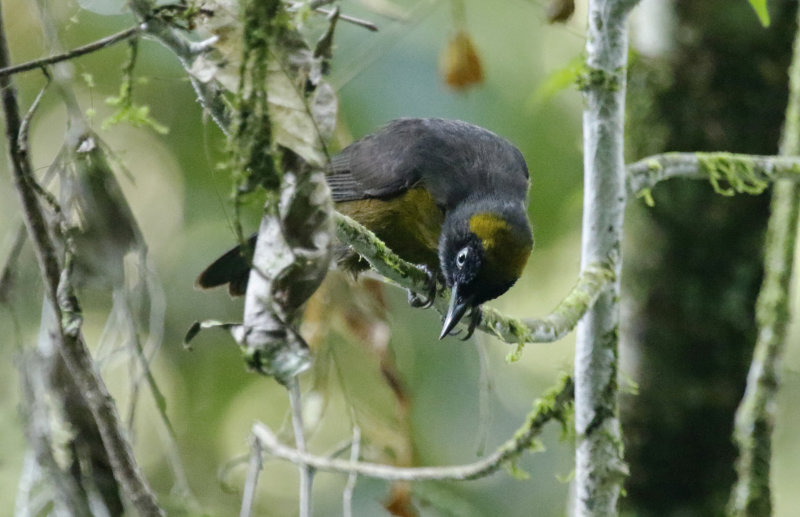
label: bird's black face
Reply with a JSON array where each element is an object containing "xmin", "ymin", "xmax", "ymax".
[
  {"xmin": 440, "ymin": 235, "xmax": 484, "ymax": 338},
  {"xmin": 438, "ymin": 207, "xmax": 532, "ymax": 339}
]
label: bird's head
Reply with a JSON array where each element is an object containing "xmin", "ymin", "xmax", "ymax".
[{"xmin": 439, "ymin": 202, "xmax": 533, "ymax": 338}]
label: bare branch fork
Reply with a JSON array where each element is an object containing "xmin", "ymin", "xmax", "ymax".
[{"xmin": 251, "ymin": 375, "xmax": 573, "ymax": 482}]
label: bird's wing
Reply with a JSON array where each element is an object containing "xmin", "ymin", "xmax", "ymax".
[
  {"xmin": 326, "ymin": 119, "xmax": 431, "ymax": 202},
  {"xmin": 326, "ymin": 118, "xmax": 529, "ymax": 207}
]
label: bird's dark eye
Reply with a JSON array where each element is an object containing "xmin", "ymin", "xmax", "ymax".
[{"xmin": 456, "ymin": 248, "xmax": 469, "ymax": 268}]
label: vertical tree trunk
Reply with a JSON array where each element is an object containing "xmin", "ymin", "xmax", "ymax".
[
  {"xmin": 574, "ymin": 0, "xmax": 637, "ymax": 514},
  {"xmin": 622, "ymin": 1, "xmax": 798, "ymax": 515}
]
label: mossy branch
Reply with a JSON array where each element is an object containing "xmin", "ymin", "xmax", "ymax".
[
  {"xmin": 252, "ymin": 374, "xmax": 573, "ymax": 481},
  {"xmin": 335, "ymin": 213, "xmax": 615, "ymax": 348},
  {"xmin": 626, "ymin": 152, "xmax": 800, "ymax": 201},
  {"xmin": 728, "ymin": 6, "xmax": 800, "ymax": 515}
]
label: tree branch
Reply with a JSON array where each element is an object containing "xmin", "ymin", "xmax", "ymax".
[
  {"xmin": 626, "ymin": 152, "xmax": 800, "ymax": 199},
  {"xmin": 288, "ymin": 378, "xmax": 314, "ymax": 517},
  {"xmin": 240, "ymin": 436, "xmax": 263, "ymax": 517},
  {"xmin": 342, "ymin": 426, "xmax": 361, "ymax": 517},
  {"xmin": 728, "ymin": 6, "xmax": 800, "ymax": 515},
  {"xmin": 19, "ymin": 354, "xmax": 94, "ymax": 516},
  {"xmin": 252, "ymin": 375, "xmax": 573, "ymax": 481},
  {"xmin": 0, "ymin": 5, "xmax": 163, "ymax": 515},
  {"xmin": 129, "ymin": 0, "xmax": 231, "ymax": 132},
  {"xmin": 0, "ymin": 223, "xmax": 26, "ymax": 301},
  {"xmin": 0, "ymin": 24, "xmax": 143, "ymax": 78},
  {"xmin": 334, "ymin": 213, "xmax": 616, "ymax": 348},
  {"xmin": 313, "ymin": 7, "xmax": 378, "ymax": 31}
]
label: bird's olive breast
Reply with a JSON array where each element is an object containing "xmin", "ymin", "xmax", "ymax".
[{"xmin": 335, "ymin": 187, "xmax": 443, "ymax": 269}]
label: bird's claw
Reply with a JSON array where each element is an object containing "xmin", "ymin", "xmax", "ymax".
[
  {"xmin": 443, "ymin": 305, "xmax": 482, "ymax": 341},
  {"xmin": 407, "ymin": 265, "xmax": 437, "ymax": 309},
  {"xmin": 459, "ymin": 306, "xmax": 482, "ymax": 341}
]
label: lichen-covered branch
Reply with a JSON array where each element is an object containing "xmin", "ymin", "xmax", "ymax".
[
  {"xmin": 252, "ymin": 375, "xmax": 573, "ymax": 481},
  {"xmin": 18, "ymin": 355, "xmax": 94, "ymax": 516},
  {"xmin": 627, "ymin": 152, "xmax": 800, "ymax": 200},
  {"xmin": 574, "ymin": 0, "xmax": 637, "ymax": 514},
  {"xmin": 729, "ymin": 173, "xmax": 800, "ymax": 517},
  {"xmin": 728, "ymin": 6, "xmax": 800, "ymax": 515},
  {"xmin": 129, "ymin": 0, "xmax": 231, "ymax": 132},
  {"xmin": 0, "ymin": 5, "xmax": 164, "ymax": 515},
  {"xmin": 334, "ymin": 213, "xmax": 615, "ymax": 347}
]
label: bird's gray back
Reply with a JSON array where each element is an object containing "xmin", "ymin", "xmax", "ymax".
[{"xmin": 326, "ymin": 118, "xmax": 529, "ymax": 209}]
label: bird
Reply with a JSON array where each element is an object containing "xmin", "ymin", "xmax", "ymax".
[{"xmin": 196, "ymin": 118, "xmax": 533, "ymax": 339}]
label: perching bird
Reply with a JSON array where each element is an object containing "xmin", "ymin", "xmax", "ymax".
[{"xmin": 197, "ymin": 118, "xmax": 533, "ymax": 339}]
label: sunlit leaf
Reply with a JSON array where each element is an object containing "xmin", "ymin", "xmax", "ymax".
[{"xmin": 747, "ymin": 0, "xmax": 770, "ymax": 27}]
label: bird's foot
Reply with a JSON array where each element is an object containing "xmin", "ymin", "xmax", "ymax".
[
  {"xmin": 443, "ymin": 305, "xmax": 482, "ymax": 341},
  {"xmin": 407, "ymin": 265, "xmax": 437, "ymax": 309},
  {"xmin": 460, "ymin": 306, "xmax": 482, "ymax": 341}
]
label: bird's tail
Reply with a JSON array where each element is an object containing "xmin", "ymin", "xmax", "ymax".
[{"xmin": 195, "ymin": 235, "xmax": 256, "ymax": 296}]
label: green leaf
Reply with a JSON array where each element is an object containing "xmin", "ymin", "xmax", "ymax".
[
  {"xmin": 527, "ymin": 55, "xmax": 584, "ymax": 108},
  {"xmin": 747, "ymin": 0, "xmax": 770, "ymax": 27}
]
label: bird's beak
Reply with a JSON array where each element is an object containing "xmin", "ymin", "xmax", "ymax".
[{"xmin": 440, "ymin": 283, "xmax": 472, "ymax": 339}]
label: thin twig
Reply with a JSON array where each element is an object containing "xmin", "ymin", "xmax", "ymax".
[
  {"xmin": 342, "ymin": 426, "xmax": 361, "ymax": 517},
  {"xmin": 0, "ymin": 5, "xmax": 164, "ymax": 515},
  {"xmin": 240, "ymin": 437, "xmax": 263, "ymax": 517},
  {"xmin": 113, "ymin": 287, "xmax": 198, "ymax": 506},
  {"xmin": 314, "ymin": 7, "xmax": 379, "ymax": 31},
  {"xmin": 0, "ymin": 24, "xmax": 143, "ymax": 78},
  {"xmin": 254, "ymin": 376, "xmax": 573, "ymax": 482},
  {"xmin": 288, "ymin": 1, "xmax": 379, "ymax": 31},
  {"xmin": 0, "ymin": 224, "xmax": 26, "ymax": 301},
  {"xmin": 18, "ymin": 73, "xmax": 49, "ymax": 151},
  {"xmin": 288, "ymin": 377, "xmax": 314, "ymax": 517},
  {"xmin": 475, "ymin": 341, "xmax": 492, "ymax": 456}
]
